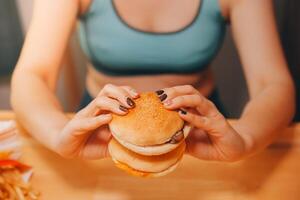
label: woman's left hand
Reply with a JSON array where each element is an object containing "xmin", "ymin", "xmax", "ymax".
[{"xmin": 157, "ymin": 85, "xmax": 247, "ymax": 162}]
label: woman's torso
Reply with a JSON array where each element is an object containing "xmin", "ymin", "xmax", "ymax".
[{"xmin": 79, "ymin": 0, "xmax": 227, "ymax": 97}]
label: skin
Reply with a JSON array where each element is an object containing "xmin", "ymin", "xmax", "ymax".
[{"xmin": 11, "ymin": 0, "xmax": 295, "ymax": 161}]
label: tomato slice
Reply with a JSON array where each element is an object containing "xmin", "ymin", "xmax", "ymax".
[{"xmin": 0, "ymin": 160, "xmax": 31, "ymax": 172}]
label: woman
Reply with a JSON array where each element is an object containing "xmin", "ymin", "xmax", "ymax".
[{"xmin": 11, "ymin": 0, "xmax": 295, "ymax": 161}]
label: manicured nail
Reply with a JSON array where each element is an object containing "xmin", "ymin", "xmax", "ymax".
[
  {"xmin": 164, "ymin": 99, "xmax": 172, "ymax": 106},
  {"xmin": 159, "ymin": 94, "xmax": 167, "ymax": 101},
  {"xmin": 119, "ymin": 105, "xmax": 128, "ymax": 112},
  {"xmin": 156, "ymin": 90, "xmax": 164, "ymax": 95},
  {"xmin": 179, "ymin": 109, "xmax": 187, "ymax": 115},
  {"xmin": 126, "ymin": 97, "xmax": 135, "ymax": 107}
]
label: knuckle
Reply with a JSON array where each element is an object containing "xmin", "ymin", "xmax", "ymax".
[
  {"xmin": 95, "ymin": 96, "xmax": 108, "ymax": 108},
  {"xmin": 76, "ymin": 108, "xmax": 86, "ymax": 118},
  {"xmin": 217, "ymin": 112, "xmax": 226, "ymax": 120},
  {"xmin": 103, "ymin": 83, "xmax": 114, "ymax": 91},
  {"xmin": 212, "ymin": 111, "xmax": 225, "ymax": 121},
  {"xmin": 207, "ymin": 100, "xmax": 216, "ymax": 109},
  {"xmin": 100, "ymin": 84, "xmax": 111, "ymax": 96},
  {"xmin": 121, "ymin": 85, "xmax": 130, "ymax": 89},
  {"xmin": 116, "ymin": 87, "xmax": 128, "ymax": 96},
  {"xmin": 217, "ymin": 116, "xmax": 228, "ymax": 129},
  {"xmin": 96, "ymin": 96, "xmax": 105, "ymax": 104},
  {"xmin": 184, "ymin": 85, "xmax": 194, "ymax": 92},
  {"xmin": 202, "ymin": 117, "xmax": 212, "ymax": 127},
  {"xmin": 167, "ymin": 87, "xmax": 176, "ymax": 96},
  {"xmin": 106, "ymin": 83, "xmax": 114, "ymax": 88},
  {"xmin": 194, "ymin": 95, "xmax": 203, "ymax": 105}
]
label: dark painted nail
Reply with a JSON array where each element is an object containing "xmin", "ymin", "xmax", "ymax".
[
  {"xmin": 170, "ymin": 131, "xmax": 184, "ymax": 144},
  {"xmin": 126, "ymin": 97, "xmax": 135, "ymax": 107},
  {"xmin": 180, "ymin": 109, "xmax": 187, "ymax": 115},
  {"xmin": 119, "ymin": 105, "xmax": 128, "ymax": 112},
  {"xmin": 155, "ymin": 90, "xmax": 164, "ymax": 95},
  {"xmin": 159, "ymin": 94, "xmax": 167, "ymax": 101}
]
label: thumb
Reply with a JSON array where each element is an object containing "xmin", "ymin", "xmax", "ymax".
[{"xmin": 71, "ymin": 114, "xmax": 112, "ymax": 136}]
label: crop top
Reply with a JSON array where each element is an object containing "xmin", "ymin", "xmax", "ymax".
[{"xmin": 79, "ymin": 0, "xmax": 227, "ymax": 76}]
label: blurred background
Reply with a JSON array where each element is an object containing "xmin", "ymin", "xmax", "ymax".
[{"xmin": 0, "ymin": 0, "xmax": 298, "ymax": 119}]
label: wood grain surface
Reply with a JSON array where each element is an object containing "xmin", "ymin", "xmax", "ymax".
[{"xmin": 1, "ymin": 111, "xmax": 300, "ymax": 200}]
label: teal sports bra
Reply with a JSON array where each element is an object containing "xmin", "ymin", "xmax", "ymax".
[{"xmin": 79, "ymin": 0, "xmax": 227, "ymax": 76}]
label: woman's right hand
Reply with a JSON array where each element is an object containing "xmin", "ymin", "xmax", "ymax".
[{"xmin": 54, "ymin": 84, "xmax": 139, "ymax": 159}]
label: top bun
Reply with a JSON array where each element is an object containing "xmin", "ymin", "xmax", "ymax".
[{"xmin": 109, "ymin": 92, "xmax": 184, "ymax": 146}]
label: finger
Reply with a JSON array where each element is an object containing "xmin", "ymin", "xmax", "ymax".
[
  {"xmin": 164, "ymin": 94, "xmax": 219, "ymax": 117},
  {"xmin": 79, "ymin": 145, "xmax": 109, "ymax": 159},
  {"xmin": 185, "ymin": 135, "xmax": 221, "ymax": 161},
  {"xmin": 186, "ymin": 128, "xmax": 208, "ymax": 141},
  {"xmin": 96, "ymin": 127, "xmax": 112, "ymax": 142},
  {"xmin": 178, "ymin": 110, "xmax": 226, "ymax": 136},
  {"xmin": 156, "ymin": 85, "xmax": 198, "ymax": 102},
  {"xmin": 94, "ymin": 96, "xmax": 130, "ymax": 115},
  {"xmin": 185, "ymin": 126, "xmax": 245, "ymax": 161},
  {"xmin": 78, "ymin": 131, "xmax": 111, "ymax": 159},
  {"xmin": 179, "ymin": 110, "xmax": 210, "ymax": 131},
  {"xmin": 79, "ymin": 96, "xmax": 129, "ymax": 117},
  {"xmin": 80, "ymin": 145, "xmax": 109, "ymax": 159},
  {"xmin": 72, "ymin": 114, "xmax": 112, "ymax": 134},
  {"xmin": 121, "ymin": 86, "xmax": 139, "ymax": 99},
  {"xmin": 99, "ymin": 84, "xmax": 135, "ymax": 108}
]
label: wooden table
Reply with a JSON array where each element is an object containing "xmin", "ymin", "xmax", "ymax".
[{"xmin": 1, "ymin": 111, "xmax": 300, "ymax": 200}]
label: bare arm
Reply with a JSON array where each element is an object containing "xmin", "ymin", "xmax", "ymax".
[
  {"xmin": 159, "ymin": 0, "xmax": 295, "ymax": 161},
  {"xmin": 11, "ymin": 0, "xmax": 139, "ymax": 160},
  {"xmin": 229, "ymin": 0, "xmax": 295, "ymax": 153},
  {"xmin": 11, "ymin": 0, "xmax": 80, "ymax": 150}
]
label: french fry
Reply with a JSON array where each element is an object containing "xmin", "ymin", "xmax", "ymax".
[
  {"xmin": 0, "ymin": 164, "xmax": 40, "ymax": 200},
  {"xmin": 14, "ymin": 186, "xmax": 25, "ymax": 200}
]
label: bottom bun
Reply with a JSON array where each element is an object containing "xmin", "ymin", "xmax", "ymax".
[
  {"xmin": 112, "ymin": 158, "xmax": 180, "ymax": 178},
  {"xmin": 109, "ymin": 138, "xmax": 185, "ymax": 177}
]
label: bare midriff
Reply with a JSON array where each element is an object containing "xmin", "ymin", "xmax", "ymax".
[{"xmin": 86, "ymin": 63, "xmax": 215, "ymax": 98}]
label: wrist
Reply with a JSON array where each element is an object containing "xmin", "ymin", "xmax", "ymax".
[
  {"xmin": 231, "ymin": 120, "xmax": 256, "ymax": 157},
  {"xmin": 49, "ymin": 128, "xmax": 62, "ymax": 153},
  {"xmin": 48, "ymin": 117, "xmax": 70, "ymax": 154}
]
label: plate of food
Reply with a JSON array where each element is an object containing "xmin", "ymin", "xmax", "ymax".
[{"xmin": 0, "ymin": 120, "xmax": 39, "ymax": 200}]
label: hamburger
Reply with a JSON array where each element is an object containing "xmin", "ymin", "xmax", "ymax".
[
  {"xmin": 108, "ymin": 92, "xmax": 191, "ymax": 177},
  {"xmin": 109, "ymin": 92, "xmax": 191, "ymax": 156}
]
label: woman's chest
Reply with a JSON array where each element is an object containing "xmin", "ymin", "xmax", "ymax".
[
  {"xmin": 79, "ymin": 0, "xmax": 227, "ymax": 75},
  {"xmin": 111, "ymin": 0, "xmax": 201, "ymax": 33},
  {"xmin": 82, "ymin": 0, "xmax": 202, "ymax": 33}
]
